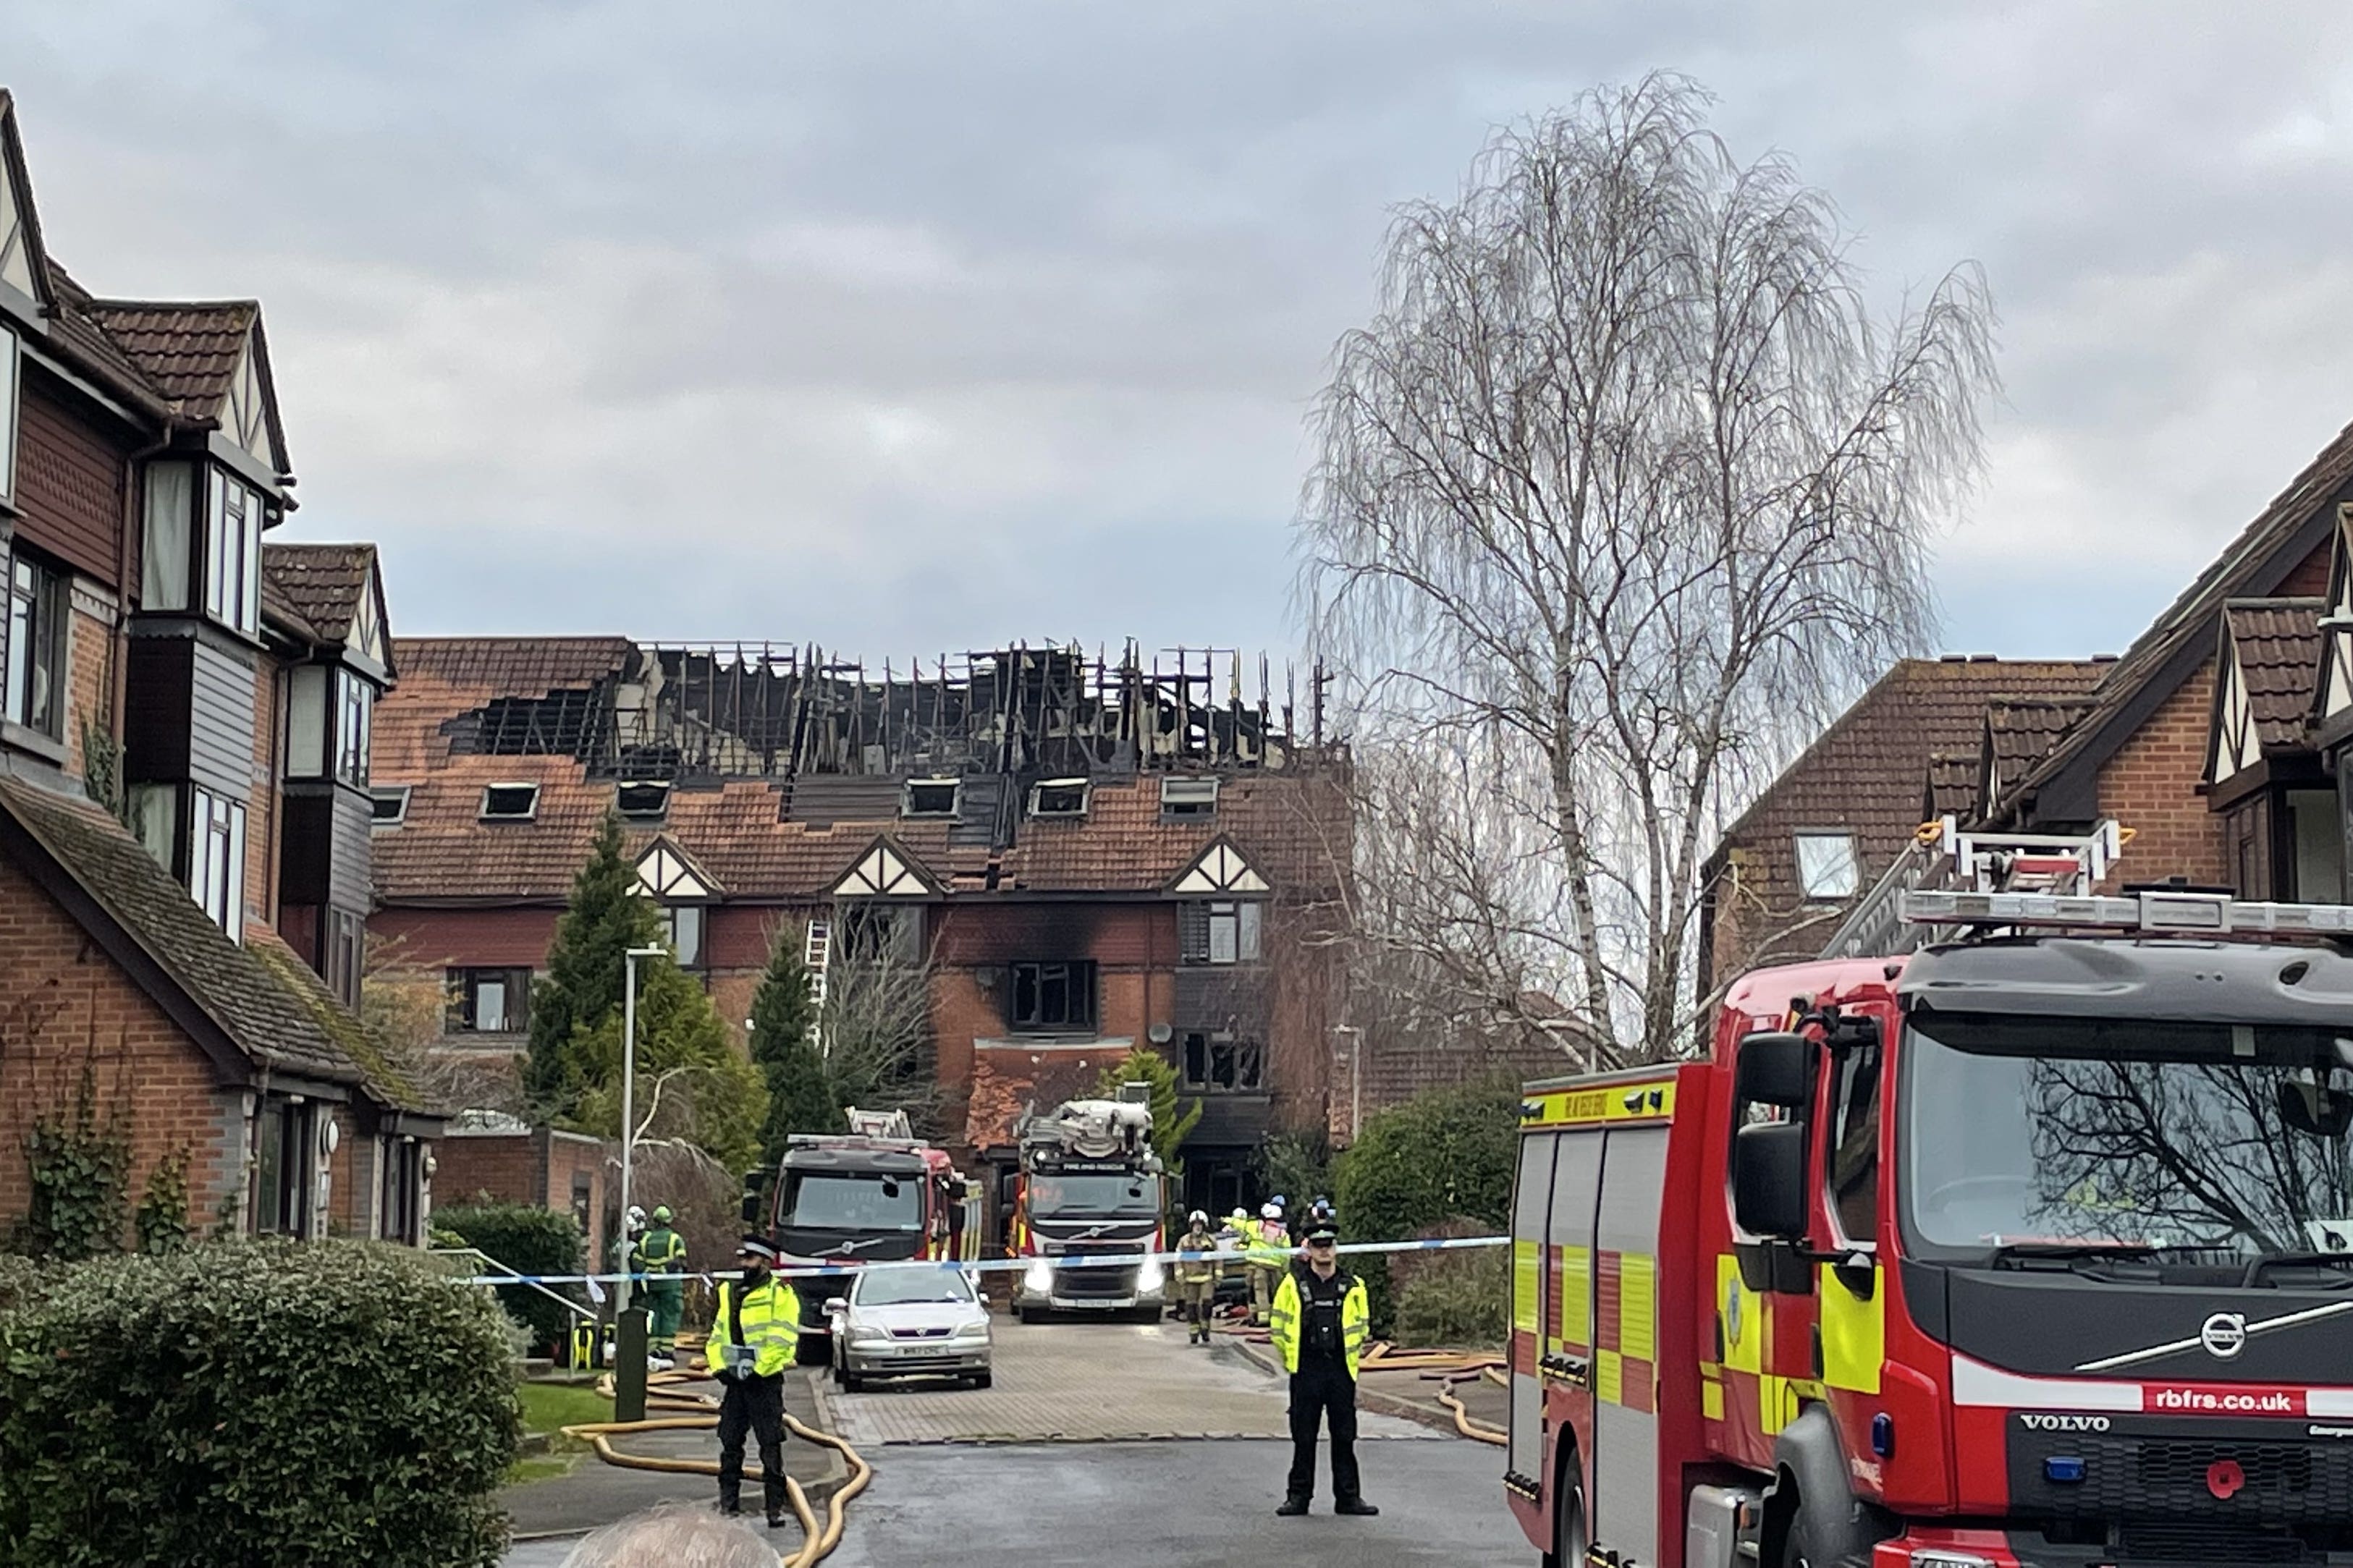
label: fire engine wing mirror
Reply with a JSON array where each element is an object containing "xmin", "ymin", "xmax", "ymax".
[
  {"xmin": 1731, "ymin": 1121, "xmax": 1809, "ymax": 1239},
  {"xmin": 741, "ymin": 1169, "xmax": 771, "ymax": 1226},
  {"xmin": 1733, "ymin": 1032, "xmax": 1814, "ymax": 1109}
]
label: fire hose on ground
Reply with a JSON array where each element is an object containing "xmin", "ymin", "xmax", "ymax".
[
  {"xmin": 1215, "ymin": 1329, "xmax": 1511, "ymax": 1446},
  {"xmin": 559, "ymin": 1342, "xmax": 873, "ymax": 1568}
]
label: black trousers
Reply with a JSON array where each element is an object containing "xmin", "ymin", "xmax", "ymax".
[
  {"xmin": 1286, "ymin": 1357, "xmax": 1361, "ymax": 1502},
  {"xmin": 716, "ymin": 1372, "xmax": 787, "ymax": 1517}
]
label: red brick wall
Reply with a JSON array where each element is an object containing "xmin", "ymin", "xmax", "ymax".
[
  {"xmin": 0, "ymin": 855, "xmax": 244, "ymax": 1239},
  {"xmin": 709, "ymin": 904, "xmax": 795, "ymax": 971},
  {"xmin": 544, "ymin": 1130, "xmax": 605, "ymax": 1230},
  {"xmin": 372, "ymin": 906, "xmax": 560, "ymax": 970},
  {"xmin": 60, "ymin": 595, "xmax": 114, "ymax": 783},
  {"xmin": 435, "ymin": 1133, "xmax": 541, "ymax": 1209},
  {"xmin": 2095, "ymin": 662, "xmax": 2231, "ymax": 891}
]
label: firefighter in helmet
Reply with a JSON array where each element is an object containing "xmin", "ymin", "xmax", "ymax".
[
  {"xmin": 1249, "ymin": 1200, "xmax": 1292, "ymax": 1327},
  {"xmin": 1174, "ymin": 1209, "xmax": 1220, "ymax": 1344},
  {"xmin": 1270, "ymin": 1200, "xmax": 1375, "ymax": 1517}
]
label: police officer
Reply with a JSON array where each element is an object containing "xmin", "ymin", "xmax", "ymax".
[
  {"xmin": 706, "ymin": 1236, "xmax": 801, "ymax": 1528},
  {"xmin": 1174, "ymin": 1211, "xmax": 1220, "ymax": 1344},
  {"xmin": 1269, "ymin": 1204, "xmax": 1376, "ymax": 1517},
  {"xmin": 633, "ymin": 1205, "xmax": 688, "ymax": 1368}
]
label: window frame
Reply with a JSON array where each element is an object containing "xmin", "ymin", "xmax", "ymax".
[
  {"xmin": 1822, "ymin": 1035, "xmax": 1884, "ymax": 1247},
  {"xmin": 1007, "ymin": 959, "xmax": 1097, "ymax": 1035},
  {"xmin": 3, "ymin": 546, "xmax": 67, "ymax": 740},
  {"xmin": 334, "ymin": 667, "xmax": 372, "ymax": 786},
  {"xmin": 659, "ymin": 902, "xmax": 706, "ymax": 970},
  {"xmin": 189, "ymin": 787, "xmax": 247, "ymax": 940},
  {"xmin": 0, "ymin": 328, "xmax": 19, "ymax": 507},
  {"xmin": 202, "ymin": 467, "xmax": 264, "ymax": 639},
  {"xmin": 1159, "ymin": 776, "xmax": 1219, "ymax": 819},
  {"xmin": 614, "ymin": 780, "xmax": 670, "ymax": 820},
  {"xmin": 1027, "ymin": 779, "xmax": 1090, "ymax": 818},
  {"xmin": 370, "ymin": 785, "xmax": 410, "ymax": 827},
  {"xmin": 1180, "ymin": 1029, "xmax": 1264, "ymax": 1092},
  {"xmin": 253, "ymin": 1098, "xmax": 313, "ymax": 1238},
  {"xmin": 379, "ymin": 1136, "xmax": 423, "ymax": 1245},
  {"xmin": 903, "ymin": 778, "xmax": 960, "ymax": 818},
  {"xmin": 1793, "ymin": 830, "xmax": 1861, "ymax": 902},
  {"xmin": 478, "ymin": 782, "xmax": 540, "ymax": 821},
  {"xmin": 447, "ymin": 966, "xmax": 533, "ymax": 1035}
]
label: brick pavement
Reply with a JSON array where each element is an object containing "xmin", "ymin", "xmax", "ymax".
[{"xmin": 818, "ymin": 1316, "xmax": 1442, "ymax": 1446}]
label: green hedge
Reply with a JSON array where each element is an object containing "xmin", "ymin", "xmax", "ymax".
[
  {"xmin": 1334, "ymin": 1077, "xmax": 1521, "ymax": 1333},
  {"xmin": 1392, "ymin": 1239, "xmax": 1509, "ymax": 1348},
  {"xmin": 434, "ymin": 1200, "xmax": 585, "ymax": 1357},
  {"xmin": 0, "ymin": 1239, "xmax": 520, "ymax": 1567}
]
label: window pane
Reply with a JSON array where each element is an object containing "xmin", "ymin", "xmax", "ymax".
[
  {"xmin": 2290, "ymin": 789, "xmax": 2344, "ymax": 904},
  {"xmin": 1795, "ymin": 833, "xmax": 1860, "ymax": 900},
  {"xmin": 239, "ymin": 489, "xmax": 262, "ymax": 635},
  {"xmin": 4, "ymin": 556, "xmax": 30, "ymax": 725},
  {"xmin": 476, "ymin": 977, "xmax": 508, "ymax": 1033},
  {"xmin": 670, "ymin": 905, "xmax": 704, "ymax": 967},
  {"xmin": 130, "ymin": 784, "xmax": 177, "ymax": 871},
  {"xmin": 1207, "ymin": 912, "xmax": 1237, "ymax": 965},
  {"xmin": 204, "ymin": 472, "xmax": 228, "ymax": 619},
  {"xmin": 141, "ymin": 463, "xmax": 194, "ymax": 610},
  {"xmin": 1826, "ymin": 1041, "xmax": 1881, "ymax": 1241},
  {"xmin": 287, "ymin": 665, "xmax": 326, "ymax": 776},
  {"xmin": 1238, "ymin": 901, "xmax": 1262, "ymax": 962},
  {"xmin": 224, "ymin": 802, "xmax": 246, "ymax": 941}
]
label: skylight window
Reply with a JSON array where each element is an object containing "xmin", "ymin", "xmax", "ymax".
[
  {"xmin": 903, "ymin": 778, "xmax": 960, "ymax": 817},
  {"xmin": 1795, "ymin": 831, "xmax": 1860, "ymax": 901},
  {"xmin": 1028, "ymin": 779, "xmax": 1089, "ymax": 818},
  {"xmin": 480, "ymin": 783, "xmax": 540, "ymax": 821},
  {"xmin": 1159, "ymin": 776, "xmax": 1219, "ymax": 818},
  {"xmin": 615, "ymin": 780, "xmax": 669, "ymax": 819},
  {"xmin": 371, "ymin": 786, "xmax": 410, "ymax": 827}
]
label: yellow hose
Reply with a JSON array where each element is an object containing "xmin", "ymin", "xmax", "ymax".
[{"xmin": 559, "ymin": 1351, "xmax": 872, "ymax": 1567}]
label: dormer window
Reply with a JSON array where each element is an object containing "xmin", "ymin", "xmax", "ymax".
[
  {"xmin": 480, "ymin": 783, "xmax": 539, "ymax": 821},
  {"xmin": 615, "ymin": 781, "xmax": 669, "ymax": 820},
  {"xmin": 1028, "ymin": 779, "xmax": 1089, "ymax": 818},
  {"xmin": 903, "ymin": 778, "xmax": 960, "ymax": 817},
  {"xmin": 140, "ymin": 462, "xmax": 265, "ymax": 637},
  {"xmin": 1160, "ymin": 776, "xmax": 1218, "ymax": 818},
  {"xmin": 371, "ymin": 786, "xmax": 410, "ymax": 827}
]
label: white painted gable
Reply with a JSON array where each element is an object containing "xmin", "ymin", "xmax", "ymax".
[
  {"xmin": 220, "ymin": 332, "xmax": 274, "ymax": 463},
  {"xmin": 635, "ymin": 841, "xmax": 714, "ymax": 902},
  {"xmin": 1173, "ymin": 842, "xmax": 1269, "ymax": 894},
  {"xmin": 836, "ymin": 842, "xmax": 929, "ymax": 898}
]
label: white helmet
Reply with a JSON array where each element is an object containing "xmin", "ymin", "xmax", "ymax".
[
  {"xmin": 1260, "ymin": 1202, "xmax": 1281, "ymax": 1221},
  {"xmin": 626, "ymin": 1205, "xmax": 646, "ymax": 1230},
  {"xmin": 1188, "ymin": 1210, "xmax": 1209, "ymax": 1226}
]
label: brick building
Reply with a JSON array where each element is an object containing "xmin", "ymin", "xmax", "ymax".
[
  {"xmin": 1704, "ymin": 415, "xmax": 2353, "ymax": 988},
  {"xmin": 0, "ymin": 92, "xmax": 440, "ymax": 1246},
  {"xmin": 368, "ymin": 639, "xmax": 1350, "ymax": 1227},
  {"xmin": 433, "ymin": 1111, "xmax": 606, "ymax": 1237}
]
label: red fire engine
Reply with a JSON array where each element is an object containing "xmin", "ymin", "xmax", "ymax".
[{"xmin": 1508, "ymin": 821, "xmax": 2353, "ymax": 1567}]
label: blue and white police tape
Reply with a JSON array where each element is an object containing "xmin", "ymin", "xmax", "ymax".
[{"xmin": 444, "ymin": 1232, "xmax": 1508, "ymax": 1287}]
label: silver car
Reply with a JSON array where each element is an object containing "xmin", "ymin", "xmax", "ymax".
[{"xmin": 829, "ymin": 1266, "xmax": 993, "ymax": 1391}]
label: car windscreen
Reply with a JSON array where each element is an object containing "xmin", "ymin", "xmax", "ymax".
[
  {"xmin": 784, "ymin": 1172, "xmax": 924, "ymax": 1232},
  {"xmin": 856, "ymin": 1268, "xmax": 976, "ymax": 1306},
  {"xmin": 1027, "ymin": 1173, "xmax": 1158, "ymax": 1219},
  {"xmin": 1901, "ymin": 1012, "xmax": 2353, "ymax": 1261}
]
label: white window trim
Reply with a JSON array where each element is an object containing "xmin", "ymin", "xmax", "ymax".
[
  {"xmin": 1793, "ymin": 830, "xmax": 1861, "ymax": 902},
  {"xmin": 371, "ymin": 784, "xmax": 410, "ymax": 828},
  {"xmin": 478, "ymin": 782, "xmax": 540, "ymax": 821}
]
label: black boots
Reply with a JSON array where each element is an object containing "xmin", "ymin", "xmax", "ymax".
[
  {"xmin": 1336, "ymin": 1498, "xmax": 1380, "ymax": 1517},
  {"xmin": 1276, "ymin": 1495, "xmax": 1309, "ymax": 1517}
]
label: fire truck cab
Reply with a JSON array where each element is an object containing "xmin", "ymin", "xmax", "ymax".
[{"xmin": 1508, "ymin": 823, "xmax": 2353, "ymax": 1568}]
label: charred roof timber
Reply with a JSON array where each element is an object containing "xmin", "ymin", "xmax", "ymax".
[{"xmin": 441, "ymin": 640, "xmax": 1333, "ymax": 784}]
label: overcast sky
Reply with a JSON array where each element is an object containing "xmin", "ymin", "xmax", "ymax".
[{"xmin": 9, "ymin": 4, "xmax": 2353, "ymax": 669}]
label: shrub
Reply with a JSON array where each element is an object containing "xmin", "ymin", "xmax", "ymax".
[
  {"xmin": 1390, "ymin": 1229, "xmax": 1509, "ymax": 1349},
  {"xmin": 434, "ymin": 1200, "xmax": 585, "ymax": 1357},
  {"xmin": 0, "ymin": 1239, "xmax": 520, "ymax": 1567},
  {"xmin": 1334, "ymin": 1076, "xmax": 1520, "ymax": 1332},
  {"xmin": 0, "ymin": 1253, "xmax": 43, "ymax": 1312}
]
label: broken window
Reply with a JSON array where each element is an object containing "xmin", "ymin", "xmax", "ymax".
[
  {"xmin": 1028, "ymin": 779, "xmax": 1089, "ymax": 818},
  {"xmin": 903, "ymin": 778, "xmax": 960, "ymax": 817},
  {"xmin": 1159, "ymin": 776, "xmax": 1219, "ymax": 819},
  {"xmin": 616, "ymin": 780, "xmax": 669, "ymax": 819},
  {"xmin": 838, "ymin": 903, "xmax": 922, "ymax": 965},
  {"xmin": 371, "ymin": 786, "xmax": 410, "ymax": 826},
  {"xmin": 448, "ymin": 967, "xmax": 532, "ymax": 1034},
  {"xmin": 479, "ymin": 783, "xmax": 539, "ymax": 821},
  {"xmin": 1009, "ymin": 960, "xmax": 1095, "ymax": 1034},
  {"xmin": 1182, "ymin": 1032, "xmax": 1262, "ymax": 1091}
]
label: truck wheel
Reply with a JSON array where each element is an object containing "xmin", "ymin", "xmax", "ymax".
[
  {"xmin": 1772, "ymin": 1407, "xmax": 1884, "ymax": 1568},
  {"xmin": 1551, "ymin": 1479, "xmax": 1587, "ymax": 1568}
]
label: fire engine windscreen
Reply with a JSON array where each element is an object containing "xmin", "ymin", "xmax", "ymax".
[
  {"xmin": 783, "ymin": 1173, "xmax": 924, "ymax": 1232},
  {"xmin": 1903, "ymin": 1015, "xmax": 2353, "ymax": 1260},
  {"xmin": 1027, "ymin": 1174, "xmax": 1159, "ymax": 1219}
]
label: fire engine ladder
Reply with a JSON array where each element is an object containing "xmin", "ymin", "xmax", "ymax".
[{"xmin": 1820, "ymin": 816, "xmax": 2125, "ymax": 958}]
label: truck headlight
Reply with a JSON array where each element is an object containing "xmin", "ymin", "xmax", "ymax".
[
  {"xmin": 1024, "ymin": 1260, "xmax": 1053, "ymax": 1293},
  {"xmin": 1136, "ymin": 1258, "xmax": 1165, "ymax": 1292}
]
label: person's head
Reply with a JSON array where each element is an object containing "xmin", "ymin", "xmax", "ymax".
[
  {"xmin": 652, "ymin": 1205, "xmax": 673, "ymax": 1226},
  {"xmin": 1260, "ymin": 1202, "xmax": 1281, "ymax": 1223},
  {"xmin": 1304, "ymin": 1222, "xmax": 1338, "ymax": 1271},
  {"xmin": 1230, "ymin": 1208, "xmax": 1249, "ymax": 1226},
  {"xmin": 736, "ymin": 1235, "xmax": 777, "ymax": 1283},
  {"xmin": 559, "ymin": 1502, "xmax": 773, "ymax": 1568},
  {"xmin": 1187, "ymin": 1209, "xmax": 1209, "ymax": 1232}
]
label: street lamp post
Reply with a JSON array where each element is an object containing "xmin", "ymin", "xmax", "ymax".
[{"xmin": 617, "ymin": 946, "xmax": 667, "ymax": 1315}]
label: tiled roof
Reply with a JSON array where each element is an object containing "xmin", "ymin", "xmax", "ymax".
[
  {"xmin": 1707, "ymin": 657, "xmax": 2109, "ymax": 968},
  {"xmin": 1985, "ymin": 696, "xmax": 2099, "ymax": 804},
  {"xmin": 0, "ymin": 777, "xmax": 379, "ymax": 1091},
  {"xmin": 2223, "ymin": 598, "xmax": 2325, "ymax": 751},
  {"xmin": 78, "ymin": 297, "xmax": 255, "ymax": 419},
  {"xmin": 373, "ymin": 636, "xmax": 1350, "ymax": 904},
  {"xmin": 1925, "ymin": 752, "xmax": 1978, "ymax": 821},
  {"xmin": 43, "ymin": 265, "xmax": 172, "ymax": 416},
  {"xmin": 262, "ymin": 543, "xmax": 376, "ymax": 645},
  {"xmin": 2008, "ymin": 420, "xmax": 2353, "ymax": 810}
]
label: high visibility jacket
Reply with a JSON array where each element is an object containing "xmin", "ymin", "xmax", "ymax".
[
  {"xmin": 635, "ymin": 1227, "xmax": 687, "ymax": 1277},
  {"xmin": 1269, "ymin": 1264, "xmax": 1370, "ymax": 1381},
  {"xmin": 1247, "ymin": 1224, "xmax": 1291, "ymax": 1274},
  {"xmin": 709, "ymin": 1275, "xmax": 802, "ymax": 1378}
]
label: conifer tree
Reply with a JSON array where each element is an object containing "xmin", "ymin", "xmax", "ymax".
[
  {"xmin": 748, "ymin": 925, "xmax": 842, "ymax": 1167},
  {"xmin": 523, "ymin": 813, "xmax": 661, "ymax": 1119}
]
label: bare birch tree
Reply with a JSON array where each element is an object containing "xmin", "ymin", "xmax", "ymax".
[{"xmin": 1301, "ymin": 75, "xmax": 1997, "ymax": 1059}]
